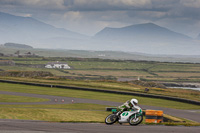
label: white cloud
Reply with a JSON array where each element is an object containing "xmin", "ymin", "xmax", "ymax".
[
  {"xmin": 0, "ymin": 0, "xmax": 65, "ymax": 10},
  {"xmin": 117, "ymin": 0, "xmax": 152, "ymax": 7},
  {"xmin": 68, "ymin": 0, "xmax": 152, "ymax": 11},
  {"xmin": 180, "ymin": 0, "xmax": 200, "ymax": 8},
  {"xmin": 63, "ymin": 11, "xmax": 82, "ymax": 20}
]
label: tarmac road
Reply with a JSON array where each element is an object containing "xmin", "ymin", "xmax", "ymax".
[{"xmin": 0, "ymin": 119, "xmax": 199, "ymax": 133}]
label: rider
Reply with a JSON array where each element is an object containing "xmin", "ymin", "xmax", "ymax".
[{"xmin": 117, "ymin": 98, "xmax": 142, "ymax": 114}]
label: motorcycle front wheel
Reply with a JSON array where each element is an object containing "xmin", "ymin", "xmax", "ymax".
[
  {"xmin": 128, "ymin": 115, "xmax": 143, "ymax": 126},
  {"xmin": 105, "ymin": 114, "xmax": 118, "ymax": 125}
]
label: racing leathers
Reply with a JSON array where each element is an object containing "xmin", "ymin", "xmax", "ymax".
[{"xmin": 117, "ymin": 100, "xmax": 142, "ymax": 114}]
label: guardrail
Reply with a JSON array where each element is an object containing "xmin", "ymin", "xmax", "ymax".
[{"xmin": 0, "ymin": 79, "xmax": 199, "ymax": 105}]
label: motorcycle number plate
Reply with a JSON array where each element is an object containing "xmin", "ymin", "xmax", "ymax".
[
  {"xmin": 122, "ymin": 112, "xmax": 129, "ymax": 116},
  {"xmin": 119, "ymin": 111, "xmax": 131, "ymax": 123}
]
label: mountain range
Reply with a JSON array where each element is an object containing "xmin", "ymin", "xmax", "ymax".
[
  {"xmin": 0, "ymin": 11, "xmax": 200, "ymax": 55},
  {"xmin": 0, "ymin": 12, "xmax": 89, "ymax": 49},
  {"xmin": 197, "ymin": 33, "xmax": 200, "ymax": 40},
  {"xmin": 94, "ymin": 23, "xmax": 200, "ymax": 55},
  {"xmin": 94, "ymin": 23, "xmax": 193, "ymax": 43}
]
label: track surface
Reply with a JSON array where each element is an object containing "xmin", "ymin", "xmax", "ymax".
[
  {"xmin": 0, "ymin": 91, "xmax": 200, "ymax": 133},
  {"xmin": 0, "ymin": 119, "xmax": 199, "ymax": 133}
]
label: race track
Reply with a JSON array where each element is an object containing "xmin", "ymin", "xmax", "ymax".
[
  {"xmin": 1, "ymin": 91, "xmax": 200, "ymax": 122},
  {"xmin": 0, "ymin": 91, "xmax": 200, "ymax": 133}
]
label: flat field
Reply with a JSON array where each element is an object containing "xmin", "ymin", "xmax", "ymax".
[{"xmin": 1, "ymin": 56, "xmax": 200, "ymax": 82}]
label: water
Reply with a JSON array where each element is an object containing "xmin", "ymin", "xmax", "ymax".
[{"xmin": 170, "ymin": 87, "xmax": 200, "ymax": 91}]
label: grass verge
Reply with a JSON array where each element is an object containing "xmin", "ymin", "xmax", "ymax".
[
  {"xmin": 0, "ymin": 77, "xmax": 199, "ymax": 102},
  {"xmin": 162, "ymin": 114, "xmax": 200, "ymax": 126},
  {"xmin": 0, "ymin": 103, "xmax": 110, "ymax": 122},
  {"xmin": 0, "ymin": 82, "xmax": 200, "ymax": 110},
  {"xmin": 0, "ymin": 94, "xmax": 49, "ymax": 102}
]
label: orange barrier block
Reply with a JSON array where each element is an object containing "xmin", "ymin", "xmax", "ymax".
[{"xmin": 145, "ymin": 110, "xmax": 163, "ymax": 123}]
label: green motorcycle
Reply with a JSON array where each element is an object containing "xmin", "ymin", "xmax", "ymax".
[{"xmin": 105, "ymin": 109, "xmax": 143, "ymax": 126}]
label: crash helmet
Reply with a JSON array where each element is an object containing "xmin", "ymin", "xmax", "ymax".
[{"xmin": 130, "ymin": 98, "xmax": 138, "ymax": 106}]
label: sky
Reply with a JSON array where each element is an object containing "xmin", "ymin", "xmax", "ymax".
[{"xmin": 0, "ymin": 0, "xmax": 200, "ymax": 37}]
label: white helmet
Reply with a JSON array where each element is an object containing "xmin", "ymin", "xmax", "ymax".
[{"xmin": 130, "ymin": 99, "xmax": 138, "ymax": 106}]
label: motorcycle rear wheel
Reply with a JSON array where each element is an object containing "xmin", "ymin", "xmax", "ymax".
[
  {"xmin": 128, "ymin": 115, "xmax": 143, "ymax": 126},
  {"xmin": 105, "ymin": 114, "xmax": 118, "ymax": 125}
]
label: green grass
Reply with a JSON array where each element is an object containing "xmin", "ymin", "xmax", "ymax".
[
  {"xmin": 0, "ymin": 82, "xmax": 200, "ymax": 110},
  {"xmin": 1, "ymin": 55, "xmax": 200, "ymax": 82},
  {"xmin": 0, "ymin": 107, "xmax": 110, "ymax": 122},
  {"xmin": 149, "ymin": 63, "xmax": 200, "ymax": 72},
  {"xmin": 0, "ymin": 103, "xmax": 110, "ymax": 122},
  {"xmin": 14, "ymin": 60, "xmax": 50, "ymax": 65},
  {"xmin": 65, "ymin": 70, "xmax": 152, "ymax": 77},
  {"xmin": 0, "ymin": 103, "xmax": 108, "ymax": 110},
  {"xmin": 0, "ymin": 104, "xmax": 199, "ymax": 124},
  {"xmin": 0, "ymin": 66, "xmax": 69, "ymax": 76},
  {"xmin": 1, "ymin": 77, "xmax": 199, "ymax": 101},
  {"xmin": 68, "ymin": 61, "xmax": 154, "ymax": 70},
  {"xmin": 0, "ymin": 94, "xmax": 49, "ymax": 102}
]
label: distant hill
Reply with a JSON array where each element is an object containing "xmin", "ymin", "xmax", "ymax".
[
  {"xmin": 95, "ymin": 23, "xmax": 192, "ymax": 42},
  {"xmin": 197, "ymin": 33, "xmax": 200, "ymax": 40},
  {"xmin": 0, "ymin": 12, "xmax": 88, "ymax": 49},
  {"xmin": 1, "ymin": 46, "xmax": 200, "ymax": 63},
  {"xmin": 4, "ymin": 43, "xmax": 33, "ymax": 49},
  {"xmin": 93, "ymin": 23, "xmax": 200, "ymax": 55}
]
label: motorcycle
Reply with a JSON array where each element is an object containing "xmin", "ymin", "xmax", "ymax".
[{"xmin": 105, "ymin": 109, "xmax": 143, "ymax": 126}]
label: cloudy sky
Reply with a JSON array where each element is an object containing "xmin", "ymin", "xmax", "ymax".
[{"xmin": 0, "ymin": 0, "xmax": 200, "ymax": 37}]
